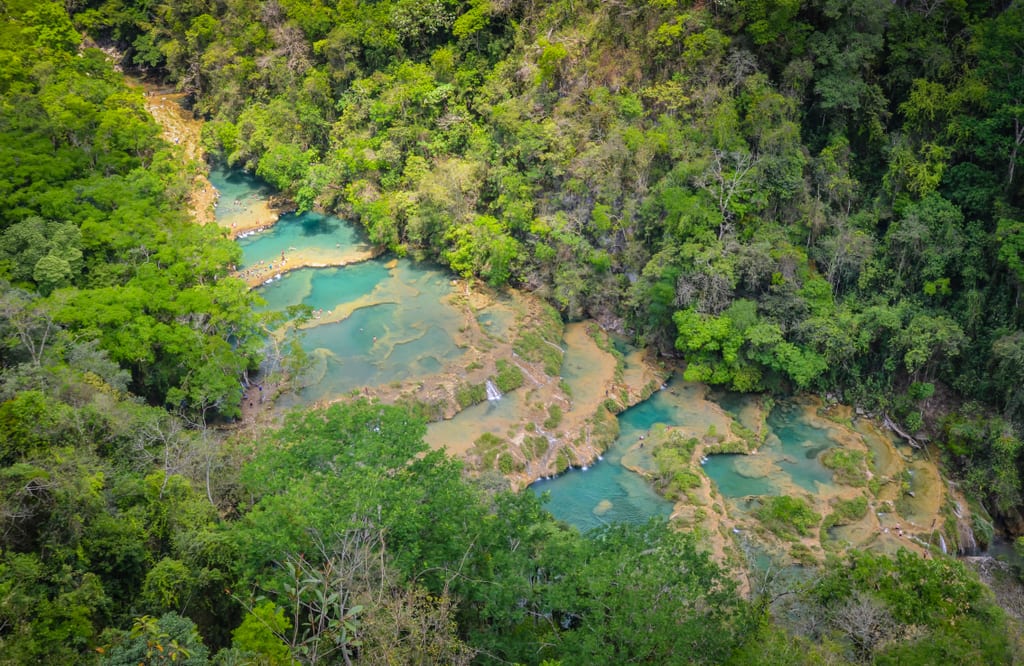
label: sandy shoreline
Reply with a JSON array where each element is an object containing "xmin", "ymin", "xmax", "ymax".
[{"xmin": 218, "ymin": 197, "xmax": 290, "ymax": 239}]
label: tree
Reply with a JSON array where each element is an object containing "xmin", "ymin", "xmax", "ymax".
[
  {"xmin": 696, "ymin": 148, "xmax": 760, "ymax": 240},
  {"xmin": 990, "ymin": 331, "xmax": 1024, "ymax": 420},
  {"xmin": 808, "ymin": 549, "xmax": 1014, "ymax": 664},
  {"xmin": 231, "ymin": 601, "xmax": 292, "ymax": 666},
  {"xmin": 546, "ymin": 521, "xmax": 752, "ymax": 663},
  {"xmin": 234, "ymin": 399, "xmax": 480, "ymax": 584},
  {"xmin": 0, "ymin": 286, "xmax": 58, "ymax": 367},
  {"xmin": 0, "ymin": 552, "xmax": 107, "ymax": 664},
  {"xmin": 102, "ymin": 612, "xmax": 209, "ymax": 666}
]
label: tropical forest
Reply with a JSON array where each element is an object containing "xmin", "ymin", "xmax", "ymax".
[{"xmin": 4, "ymin": 0, "xmax": 1024, "ymax": 663}]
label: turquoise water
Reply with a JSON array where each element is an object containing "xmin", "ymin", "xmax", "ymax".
[
  {"xmin": 531, "ymin": 386, "xmax": 681, "ymax": 532},
  {"xmin": 766, "ymin": 402, "xmax": 839, "ymax": 492},
  {"xmin": 213, "ymin": 168, "xmax": 466, "ymax": 407},
  {"xmin": 475, "ymin": 307, "xmax": 516, "ymax": 340},
  {"xmin": 214, "ymin": 168, "xmax": 846, "ymax": 535},
  {"xmin": 271, "ymin": 261, "xmax": 465, "ymax": 406},
  {"xmin": 237, "ymin": 210, "xmax": 369, "ymax": 269},
  {"xmin": 702, "ymin": 401, "xmax": 838, "ymax": 499},
  {"xmin": 210, "ymin": 168, "xmax": 273, "ymax": 219},
  {"xmin": 256, "ymin": 262, "xmax": 391, "ymax": 312},
  {"xmin": 702, "ymin": 455, "xmax": 776, "ymax": 496}
]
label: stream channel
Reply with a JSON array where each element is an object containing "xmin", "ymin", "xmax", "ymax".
[{"xmin": 214, "ymin": 169, "xmax": 953, "ymax": 551}]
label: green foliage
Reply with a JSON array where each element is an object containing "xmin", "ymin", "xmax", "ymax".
[
  {"xmin": 0, "ymin": 551, "xmax": 107, "ymax": 663},
  {"xmin": 235, "ymin": 399, "xmax": 479, "ymax": 582},
  {"xmin": 471, "ymin": 432, "xmax": 509, "ymax": 471},
  {"xmin": 493, "ymin": 358, "xmax": 524, "ymax": 393},
  {"xmin": 0, "ymin": 2, "xmax": 262, "ymax": 422},
  {"xmin": 652, "ymin": 433, "xmax": 702, "ymax": 499},
  {"xmin": 674, "ymin": 300, "xmax": 826, "ymax": 392},
  {"xmin": 512, "ymin": 304, "xmax": 564, "ymax": 377},
  {"xmin": 140, "ymin": 558, "xmax": 193, "ymax": 614},
  {"xmin": 789, "ymin": 542, "xmax": 817, "ymax": 566},
  {"xmin": 3, "ymin": 0, "xmax": 1024, "ymax": 661},
  {"xmin": 445, "ymin": 215, "xmax": 521, "ymax": 286},
  {"xmin": 755, "ymin": 495, "xmax": 821, "ymax": 539},
  {"xmin": 0, "ymin": 217, "xmax": 82, "ymax": 293},
  {"xmin": 103, "ymin": 612, "xmax": 209, "ymax": 666},
  {"xmin": 542, "ymin": 522, "xmax": 754, "ymax": 663},
  {"xmin": 521, "ymin": 435, "xmax": 548, "ymax": 460},
  {"xmin": 942, "ymin": 407, "xmax": 1023, "ymax": 514},
  {"xmin": 826, "ymin": 495, "xmax": 870, "ymax": 527},
  {"xmin": 456, "ymin": 381, "xmax": 486, "ymax": 408},
  {"xmin": 543, "ymin": 404, "xmax": 562, "ymax": 430},
  {"xmin": 0, "ymin": 390, "xmax": 73, "ymax": 463},
  {"xmin": 821, "ymin": 448, "xmax": 868, "ymax": 487},
  {"xmin": 810, "ymin": 549, "xmax": 1016, "ymax": 664}
]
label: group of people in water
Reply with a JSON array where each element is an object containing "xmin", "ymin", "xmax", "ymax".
[{"xmin": 234, "ymin": 251, "xmax": 289, "ymax": 283}]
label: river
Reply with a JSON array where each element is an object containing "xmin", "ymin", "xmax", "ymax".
[{"xmin": 207, "ymin": 164, "xmax": 971, "ymax": 564}]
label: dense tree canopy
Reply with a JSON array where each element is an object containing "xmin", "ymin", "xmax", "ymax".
[
  {"xmin": 69, "ymin": 0, "xmax": 1024, "ymax": 526},
  {"xmin": 2, "ymin": 0, "xmax": 1024, "ymax": 663},
  {"xmin": 70, "ymin": 0, "xmax": 1024, "ymax": 411}
]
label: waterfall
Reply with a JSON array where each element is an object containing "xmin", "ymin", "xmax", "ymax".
[
  {"xmin": 938, "ymin": 533, "xmax": 947, "ymax": 555},
  {"xmin": 953, "ymin": 501, "xmax": 980, "ymax": 555},
  {"xmin": 958, "ymin": 521, "xmax": 979, "ymax": 555},
  {"xmin": 485, "ymin": 379, "xmax": 502, "ymax": 401}
]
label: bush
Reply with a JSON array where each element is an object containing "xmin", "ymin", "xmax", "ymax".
[
  {"xmin": 522, "ymin": 435, "xmax": 548, "ymax": 460},
  {"xmin": 514, "ymin": 332, "xmax": 563, "ymax": 376},
  {"xmin": 672, "ymin": 468, "xmax": 702, "ymax": 494},
  {"xmin": 755, "ymin": 496, "xmax": 821, "ymax": 540},
  {"xmin": 789, "ymin": 542, "xmax": 817, "ymax": 566},
  {"xmin": 543, "ymin": 404, "xmax": 563, "ymax": 429},
  {"xmin": 472, "ymin": 433, "xmax": 509, "ymax": 471},
  {"xmin": 821, "ymin": 448, "xmax": 867, "ymax": 486},
  {"xmin": 456, "ymin": 383, "xmax": 486, "ymax": 408},
  {"xmin": 494, "ymin": 359, "xmax": 524, "ymax": 393},
  {"xmin": 824, "ymin": 495, "xmax": 869, "ymax": 528},
  {"xmin": 497, "ymin": 452, "xmax": 521, "ymax": 474}
]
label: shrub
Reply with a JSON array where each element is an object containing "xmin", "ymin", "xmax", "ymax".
[
  {"xmin": 822, "ymin": 448, "xmax": 867, "ymax": 486},
  {"xmin": 456, "ymin": 382, "xmax": 486, "ymax": 408},
  {"xmin": 543, "ymin": 404, "xmax": 563, "ymax": 429},
  {"xmin": 522, "ymin": 435, "xmax": 548, "ymax": 460},
  {"xmin": 824, "ymin": 495, "xmax": 869, "ymax": 528},
  {"xmin": 494, "ymin": 359, "xmax": 524, "ymax": 393},
  {"xmin": 755, "ymin": 496, "xmax": 821, "ymax": 540}
]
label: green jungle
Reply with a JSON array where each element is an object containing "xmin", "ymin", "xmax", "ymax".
[{"xmin": 3, "ymin": 0, "xmax": 1024, "ymax": 663}]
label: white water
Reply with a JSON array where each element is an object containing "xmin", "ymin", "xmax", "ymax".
[
  {"xmin": 952, "ymin": 501, "xmax": 979, "ymax": 555},
  {"xmin": 959, "ymin": 520, "xmax": 979, "ymax": 555},
  {"xmin": 485, "ymin": 379, "xmax": 503, "ymax": 401},
  {"xmin": 939, "ymin": 533, "xmax": 947, "ymax": 555}
]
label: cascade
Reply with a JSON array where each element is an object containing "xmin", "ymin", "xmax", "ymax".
[
  {"xmin": 938, "ymin": 533, "xmax": 948, "ymax": 555},
  {"xmin": 953, "ymin": 501, "xmax": 980, "ymax": 555},
  {"xmin": 958, "ymin": 522, "xmax": 979, "ymax": 555},
  {"xmin": 485, "ymin": 379, "xmax": 503, "ymax": 401}
]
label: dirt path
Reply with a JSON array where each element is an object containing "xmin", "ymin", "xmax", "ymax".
[{"xmin": 137, "ymin": 84, "xmax": 218, "ymax": 224}]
